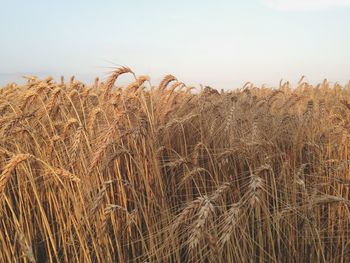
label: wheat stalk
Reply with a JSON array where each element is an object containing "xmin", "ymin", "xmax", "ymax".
[{"xmin": 0, "ymin": 154, "xmax": 31, "ymax": 194}]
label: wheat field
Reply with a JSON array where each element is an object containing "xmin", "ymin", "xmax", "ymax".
[{"xmin": 0, "ymin": 68, "xmax": 350, "ymax": 262}]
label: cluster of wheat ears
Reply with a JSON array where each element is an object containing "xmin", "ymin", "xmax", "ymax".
[{"xmin": 0, "ymin": 68, "xmax": 350, "ymax": 262}]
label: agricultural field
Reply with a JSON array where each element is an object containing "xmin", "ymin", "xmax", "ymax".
[{"xmin": 1, "ymin": 68, "xmax": 350, "ymax": 262}]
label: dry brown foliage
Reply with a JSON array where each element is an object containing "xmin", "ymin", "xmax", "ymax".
[{"xmin": 0, "ymin": 71, "xmax": 350, "ymax": 262}]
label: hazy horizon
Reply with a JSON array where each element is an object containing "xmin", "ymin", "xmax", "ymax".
[{"xmin": 1, "ymin": 0, "xmax": 349, "ymax": 88}]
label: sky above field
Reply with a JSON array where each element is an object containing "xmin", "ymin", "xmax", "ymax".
[{"xmin": 0, "ymin": 0, "xmax": 349, "ymax": 88}]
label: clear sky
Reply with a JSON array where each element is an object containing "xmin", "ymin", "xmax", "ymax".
[{"xmin": 0, "ymin": 0, "xmax": 349, "ymax": 88}]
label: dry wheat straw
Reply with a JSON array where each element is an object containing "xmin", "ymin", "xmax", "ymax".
[
  {"xmin": 1, "ymin": 72, "xmax": 350, "ymax": 262},
  {"xmin": 0, "ymin": 154, "xmax": 31, "ymax": 194}
]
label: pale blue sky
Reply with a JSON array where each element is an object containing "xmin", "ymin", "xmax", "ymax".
[{"xmin": 0, "ymin": 0, "xmax": 349, "ymax": 88}]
